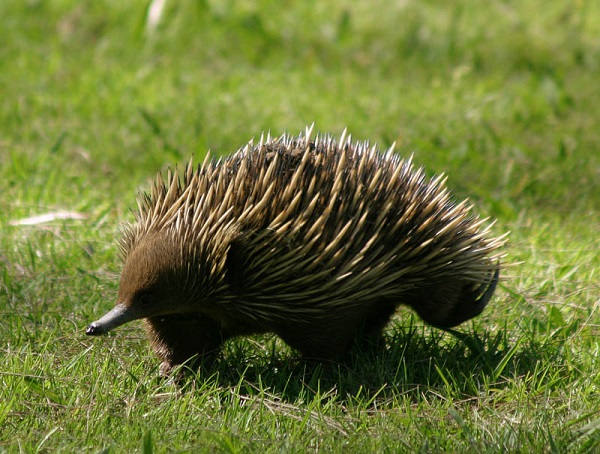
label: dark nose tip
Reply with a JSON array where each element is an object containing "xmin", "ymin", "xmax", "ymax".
[{"xmin": 86, "ymin": 323, "xmax": 101, "ymax": 335}]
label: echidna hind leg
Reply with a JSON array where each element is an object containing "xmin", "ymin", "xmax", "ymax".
[
  {"xmin": 145, "ymin": 315, "xmax": 228, "ymax": 375},
  {"xmin": 446, "ymin": 267, "xmax": 499, "ymax": 327},
  {"xmin": 410, "ymin": 268, "xmax": 500, "ymax": 329},
  {"xmin": 338, "ymin": 301, "xmax": 398, "ymax": 352},
  {"xmin": 275, "ymin": 323, "xmax": 357, "ymax": 360},
  {"xmin": 361, "ymin": 301, "xmax": 398, "ymax": 337},
  {"xmin": 275, "ymin": 310, "xmax": 386, "ymax": 360}
]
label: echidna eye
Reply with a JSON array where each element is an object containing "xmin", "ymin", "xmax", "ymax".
[{"xmin": 137, "ymin": 292, "xmax": 157, "ymax": 306}]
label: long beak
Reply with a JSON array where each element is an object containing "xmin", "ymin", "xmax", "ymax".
[{"xmin": 86, "ymin": 304, "xmax": 137, "ymax": 335}]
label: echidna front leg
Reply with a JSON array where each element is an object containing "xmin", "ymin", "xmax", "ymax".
[{"xmin": 144, "ymin": 314, "xmax": 228, "ymax": 375}]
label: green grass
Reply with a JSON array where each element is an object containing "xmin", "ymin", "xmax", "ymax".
[{"xmin": 1, "ymin": 0, "xmax": 599, "ymax": 451}]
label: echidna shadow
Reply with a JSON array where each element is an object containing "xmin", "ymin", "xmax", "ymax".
[
  {"xmin": 87, "ymin": 126, "xmax": 507, "ymax": 376},
  {"xmin": 198, "ymin": 320, "xmax": 523, "ymax": 398}
]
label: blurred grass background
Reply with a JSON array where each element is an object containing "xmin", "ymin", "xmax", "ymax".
[{"xmin": 0, "ymin": 0, "xmax": 599, "ymax": 452}]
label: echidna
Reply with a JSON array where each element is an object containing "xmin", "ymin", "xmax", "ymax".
[{"xmin": 87, "ymin": 126, "xmax": 506, "ymax": 374}]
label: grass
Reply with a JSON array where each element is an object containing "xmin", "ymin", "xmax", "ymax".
[{"xmin": 1, "ymin": 0, "xmax": 599, "ymax": 451}]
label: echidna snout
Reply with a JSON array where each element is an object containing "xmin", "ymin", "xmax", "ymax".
[
  {"xmin": 86, "ymin": 127, "xmax": 507, "ymax": 374},
  {"xmin": 86, "ymin": 304, "xmax": 133, "ymax": 335}
]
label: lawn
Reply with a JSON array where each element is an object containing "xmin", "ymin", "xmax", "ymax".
[{"xmin": 1, "ymin": 0, "xmax": 599, "ymax": 452}]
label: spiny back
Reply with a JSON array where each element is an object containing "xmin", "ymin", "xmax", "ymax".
[{"xmin": 119, "ymin": 127, "xmax": 506, "ymax": 321}]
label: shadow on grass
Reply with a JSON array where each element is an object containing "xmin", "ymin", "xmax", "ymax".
[{"xmin": 175, "ymin": 318, "xmax": 546, "ymax": 403}]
